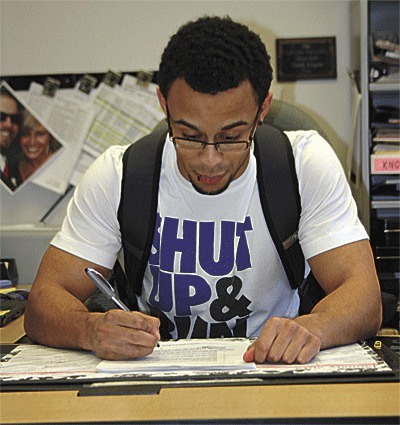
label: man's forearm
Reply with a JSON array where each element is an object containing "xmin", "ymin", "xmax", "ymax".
[
  {"xmin": 24, "ymin": 285, "xmax": 95, "ymax": 351},
  {"xmin": 24, "ymin": 283, "xmax": 162, "ymax": 361},
  {"xmin": 302, "ymin": 240, "xmax": 383, "ymax": 349},
  {"xmin": 295, "ymin": 278, "xmax": 382, "ymax": 349}
]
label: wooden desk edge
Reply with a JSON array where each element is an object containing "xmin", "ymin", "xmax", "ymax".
[{"xmin": 0, "ymin": 381, "xmax": 399, "ymax": 424}]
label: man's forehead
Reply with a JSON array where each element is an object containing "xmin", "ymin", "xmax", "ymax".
[
  {"xmin": 0, "ymin": 94, "xmax": 18, "ymax": 112},
  {"xmin": 167, "ymin": 79, "xmax": 258, "ymax": 116}
]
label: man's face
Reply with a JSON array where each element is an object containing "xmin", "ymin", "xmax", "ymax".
[
  {"xmin": 0, "ymin": 94, "xmax": 19, "ymax": 153},
  {"xmin": 158, "ymin": 79, "xmax": 271, "ymax": 195}
]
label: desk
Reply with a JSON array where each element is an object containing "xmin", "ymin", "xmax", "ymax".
[
  {"xmin": 0, "ymin": 284, "xmax": 31, "ymax": 344},
  {"xmin": 0, "ymin": 314, "xmax": 25, "ymax": 344},
  {"xmin": 1, "ymin": 381, "xmax": 399, "ymax": 424}
]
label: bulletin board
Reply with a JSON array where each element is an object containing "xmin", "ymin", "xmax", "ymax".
[{"xmin": 0, "ymin": 70, "xmax": 160, "ymax": 227}]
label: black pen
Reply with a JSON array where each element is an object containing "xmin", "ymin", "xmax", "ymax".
[{"xmin": 85, "ymin": 267, "xmax": 161, "ymax": 348}]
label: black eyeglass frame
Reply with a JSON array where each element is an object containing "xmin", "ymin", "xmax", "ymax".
[
  {"xmin": 166, "ymin": 104, "xmax": 261, "ymax": 153},
  {"xmin": 0, "ymin": 111, "xmax": 21, "ymax": 125}
]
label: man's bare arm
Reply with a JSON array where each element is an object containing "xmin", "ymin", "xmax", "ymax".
[
  {"xmin": 244, "ymin": 240, "xmax": 382, "ymax": 363},
  {"xmin": 298, "ymin": 239, "xmax": 382, "ymax": 347},
  {"xmin": 24, "ymin": 246, "xmax": 160, "ymax": 360}
]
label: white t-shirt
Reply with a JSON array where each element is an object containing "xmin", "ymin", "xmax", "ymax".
[
  {"xmin": 52, "ymin": 130, "xmax": 368, "ymax": 339},
  {"xmin": 0, "ymin": 153, "xmax": 7, "ymax": 173}
]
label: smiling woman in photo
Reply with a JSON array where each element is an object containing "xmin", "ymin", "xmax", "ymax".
[{"xmin": 17, "ymin": 110, "xmax": 61, "ymax": 183}]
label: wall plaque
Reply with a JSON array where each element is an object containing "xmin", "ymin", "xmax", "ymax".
[{"xmin": 276, "ymin": 37, "xmax": 337, "ymax": 81}]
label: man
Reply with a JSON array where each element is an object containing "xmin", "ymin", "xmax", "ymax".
[
  {"xmin": 25, "ymin": 17, "xmax": 382, "ymax": 364},
  {"xmin": 0, "ymin": 87, "xmax": 20, "ymax": 190}
]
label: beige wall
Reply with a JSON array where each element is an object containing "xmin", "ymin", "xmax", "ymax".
[{"xmin": 1, "ymin": 0, "xmax": 355, "ymax": 165}]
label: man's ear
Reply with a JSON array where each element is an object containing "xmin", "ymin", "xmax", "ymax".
[
  {"xmin": 258, "ymin": 92, "xmax": 273, "ymax": 124},
  {"xmin": 156, "ymin": 87, "xmax": 168, "ymax": 116}
]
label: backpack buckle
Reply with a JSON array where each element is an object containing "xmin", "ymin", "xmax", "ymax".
[
  {"xmin": 298, "ymin": 277, "xmax": 310, "ymax": 297},
  {"xmin": 282, "ymin": 231, "xmax": 299, "ymax": 250}
]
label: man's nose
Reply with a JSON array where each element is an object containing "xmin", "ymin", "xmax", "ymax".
[
  {"xmin": 2, "ymin": 116, "xmax": 13, "ymax": 127},
  {"xmin": 200, "ymin": 143, "xmax": 223, "ymax": 165}
]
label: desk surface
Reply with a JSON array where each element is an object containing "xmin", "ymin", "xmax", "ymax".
[
  {"xmin": 0, "ymin": 314, "xmax": 25, "ymax": 344},
  {"xmin": 0, "ymin": 284, "xmax": 31, "ymax": 344},
  {"xmin": 1, "ymin": 381, "xmax": 399, "ymax": 424},
  {"xmin": 1, "ymin": 300, "xmax": 398, "ymax": 424}
]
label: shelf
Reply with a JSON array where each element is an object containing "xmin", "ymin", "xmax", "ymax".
[
  {"xmin": 371, "ymin": 200, "xmax": 400, "ymax": 209},
  {"xmin": 371, "ymin": 122, "xmax": 400, "ymax": 129},
  {"xmin": 369, "ymin": 82, "xmax": 400, "ymax": 92},
  {"xmin": 360, "ymin": 0, "xmax": 400, "ymax": 310}
]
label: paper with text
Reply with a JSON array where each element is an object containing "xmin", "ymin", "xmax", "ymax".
[
  {"xmin": 0, "ymin": 339, "xmax": 393, "ymax": 383},
  {"xmin": 27, "ymin": 82, "xmax": 93, "ymax": 193},
  {"xmin": 119, "ymin": 74, "xmax": 163, "ymax": 113},
  {"xmin": 83, "ymin": 83, "xmax": 164, "ymax": 158},
  {"xmin": 97, "ymin": 338, "xmax": 255, "ymax": 372}
]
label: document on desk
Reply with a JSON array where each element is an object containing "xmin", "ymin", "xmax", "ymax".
[
  {"xmin": 0, "ymin": 339, "xmax": 393, "ymax": 384},
  {"xmin": 97, "ymin": 338, "xmax": 255, "ymax": 373},
  {"xmin": 96, "ymin": 339, "xmax": 392, "ymax": 375},
  {"xmin": 252, "ymin": 342, "xmax": 393, "ymax": 375},
  {"xmin": 0, "ymin": 344, "xmax": 99, "ymax": 379}
]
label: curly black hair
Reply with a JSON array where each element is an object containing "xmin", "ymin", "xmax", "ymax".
[{"xmin": 158, "ymin": 16, "xmax": 273, "ymax": 107}]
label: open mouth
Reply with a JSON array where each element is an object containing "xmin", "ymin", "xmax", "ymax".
[
  {"xmin": 26, "ymin": 147, "xmax": 40, "ymax": 153},
  {"xmin": 197, "ymin": 174, "xmax": 224, "ymax": 185}
]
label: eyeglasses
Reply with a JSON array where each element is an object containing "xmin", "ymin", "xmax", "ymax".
[
  {"xmin": 0, "ymin": 111, "xmax": 20, "ymax": 125},
  {"xmin": 167, "ymin": 106, "xmax": 260, "ymax": 154}
]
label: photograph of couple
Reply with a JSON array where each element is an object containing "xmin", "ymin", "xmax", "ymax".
[{"xmin": 0, "ymin": 83, "xmax": 63, "ymax": 193}]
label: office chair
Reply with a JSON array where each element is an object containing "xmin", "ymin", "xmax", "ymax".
[{"xmin": 263, "ymin": 99, "xmax": 330, "ymax": 141}]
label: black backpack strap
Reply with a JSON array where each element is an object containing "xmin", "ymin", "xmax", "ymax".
[
  {"xmin": 254, "ymin": 124, "xmax": 326, "ymax": 314},
  {"xmin": 115, "ymin": 123, "xmax": 168, "ymax": 309},
  {"xmin": 253, "ymin": 124, "xmax": 306, "ymax": 290}
]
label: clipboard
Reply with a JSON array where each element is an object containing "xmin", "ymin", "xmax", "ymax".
[{"xmin": 0, "ymin": 338, "xmax": 398, "ymax": 394}]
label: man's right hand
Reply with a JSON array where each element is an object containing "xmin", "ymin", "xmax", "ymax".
[
  {"xmin": 86, "ymin": 310, "xmax": 161, "ymax": 360},
  {"xmin": 24, "ymin": 247, "xmax": 161, "ymax": 359}
]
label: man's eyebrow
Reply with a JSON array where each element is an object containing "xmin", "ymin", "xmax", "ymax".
[
  {"xmin": 221, "ymin": 121, "xmax": 249, "ymax": 130},
  {"xmin": 173, "ymin": 119, "xmax": 249, "ymax": 131},
  {"xmin": 174, "ymin": 119, "xmax": 199, "ymax": 131}
]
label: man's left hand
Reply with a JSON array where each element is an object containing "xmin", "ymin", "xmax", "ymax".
[{"xmin": 243, "ymin": 316, "xmax": 321, "ymax": 364}]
